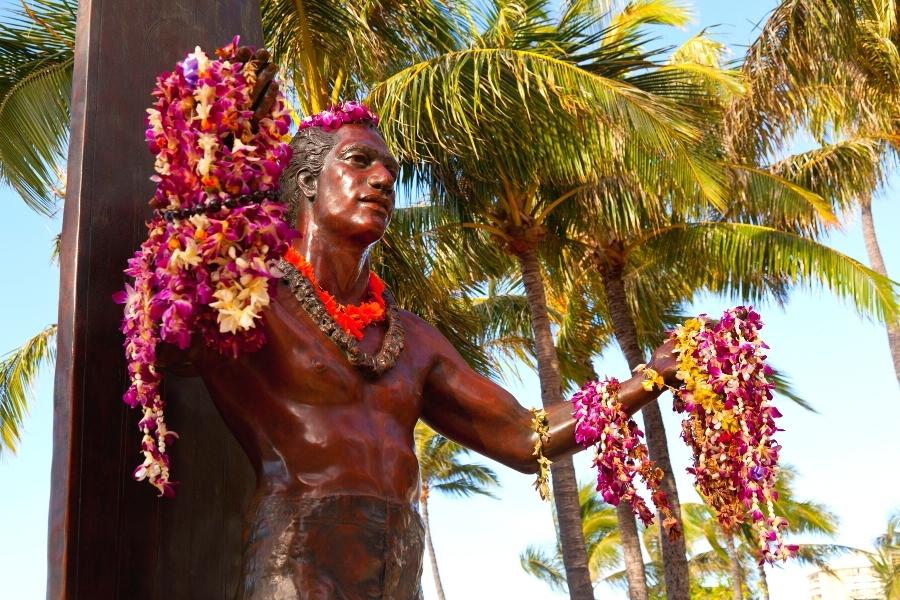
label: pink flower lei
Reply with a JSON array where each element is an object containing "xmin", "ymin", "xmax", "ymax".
[
  {"xmin": 298, "ymin": 101, "xmax": 379, "ymax": 131},
  {"xmin": 115, "ymin": 36, "xmax": 295, "ymax": 497},
  {"xmin": 670, "ymin": 307, "xmax": 796, "ymax": 564},
  {"xmin": 572, "ymin": 378, "xmax": 680, "ymax": 539},
  {"xmin": 571, "ymin": 306, "xmax": 795, "ymax": 562}
]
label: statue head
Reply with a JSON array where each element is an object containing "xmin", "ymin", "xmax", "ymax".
[{"xmin": 280, "ymin": 103, "xmax": 396, "ymax": 246}]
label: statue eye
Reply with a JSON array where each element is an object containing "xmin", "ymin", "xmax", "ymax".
[{"xmin": 348, "ymin": 153, "xmax": 369, "ymax": 166}]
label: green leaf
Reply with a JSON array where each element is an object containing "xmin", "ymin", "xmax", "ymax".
[
  {"xmin": 0, "ymin": 324, "xmax": 57, "ymax": 454},
  {"xmin": 0, "ymin": 0, "xmax": 75, "ymax": 215},
  {"xmin": 634, "ymin": 222, "xmax": 900, "ymax": 324}
]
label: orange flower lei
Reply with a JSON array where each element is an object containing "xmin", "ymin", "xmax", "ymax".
[{"xmin": 283, "ymin": 246, "xmax": 386, "ymax": 340}]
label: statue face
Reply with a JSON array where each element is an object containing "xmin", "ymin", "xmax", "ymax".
[{"xmin": 309, "ymin": 124, "xmax": 399, "ymax": 246}]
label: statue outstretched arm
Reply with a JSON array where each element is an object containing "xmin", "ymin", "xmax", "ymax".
[{"xmin": 420, "ymin": 322, "xmax": 679, "ymax": 474}]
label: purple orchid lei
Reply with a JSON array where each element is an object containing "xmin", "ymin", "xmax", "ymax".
[
  {"xmin": 298, "ymin": 100, "xmax": 379, "ymax": 131},
  {"xmin": 670, "ymin": 307, "xmax": 796, "ymax": 564},
  {"xmin": 115, "ymin": 37, "xmax": 295, "ymax": 497},
  {"xmin": 572, "ymin": 378, "xmax": 680, "ymax": 539}
]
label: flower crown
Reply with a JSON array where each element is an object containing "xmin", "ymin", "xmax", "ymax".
[{"xmin": 298, "ymin": 101, "xmax": 380, "ymax": 131}]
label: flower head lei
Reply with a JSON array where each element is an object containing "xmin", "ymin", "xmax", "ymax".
[
  {"xmin": 298, "ymin": 100, "xmax": 379, "ymax": 131},
  {"xmin": 115, "ymin": 36, "xmax": 295, "ymax": 497},
  {"xmin": 668, "ymin": 307, "xmax": 796, "ymax": 564}
]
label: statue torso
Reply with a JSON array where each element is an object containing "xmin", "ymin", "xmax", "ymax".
[{"xmin": 196, "ymin": 283, "xmax": 434, "ymax": 505}]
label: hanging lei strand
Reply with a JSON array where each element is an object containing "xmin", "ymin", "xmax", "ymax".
[
  {"xmin": 572, "ymin": 378, "xmax": 680, "ymax": 538},
  {"xmin": 646, "ymin": 306, "xmax": 796, "ymax": 564},
  {"xmin": 116, "ymin": 37, "xmax": 294, "ymax": 496}
]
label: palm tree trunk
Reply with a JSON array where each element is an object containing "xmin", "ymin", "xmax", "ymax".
[
  {"xmin": 516, "ymin": 248, "xmax": 595, "ymax": 600},
  {"xmin": 617, "ymin": 502, "xmax": 650, "ymax": 600},
  {"xmin": 600, "ymin": 260, "xmax": 690, "ymax": 600},
  {"xmin": 421, "ymin": 490, "xmax": 448, "ymax": 600},
  {"xmin": 757, "ymin": 562, "xmax": 770, "ymax": 600},
  {"xmin": 860, "ymin": 197, "xmax": 900, "ymax": 385},
  {"xmin": 724, "ymin": 533, "xmax": 743, "ymax": 600}
]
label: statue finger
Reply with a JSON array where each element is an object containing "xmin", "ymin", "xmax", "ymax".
[
  {"xmin": 253, "ymin": 48, "xmax": 271, "ymax": 65},
  {"xmin": 235, "ymin": 46, "xmax": 253, "ymax": 63},
  {"xmin": 251, "ymin": 63, "xmax": 278, "ymax": 107},
  {"xmin": 253, "ymin": 82, "xmax": 280, "ymax": 123}
]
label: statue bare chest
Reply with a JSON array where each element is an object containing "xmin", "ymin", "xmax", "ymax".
[{"xmin": 199, "ymin": 288, "xmax": 429, "ymax": 422}]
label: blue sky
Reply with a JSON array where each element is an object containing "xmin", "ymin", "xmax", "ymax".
[{"xmin": 0, "ymin": 1, "xmax": 898, "ymax": 599}]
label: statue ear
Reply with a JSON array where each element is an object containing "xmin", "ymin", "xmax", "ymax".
[{"xmin": 297, "ymin": 169, "xmax": 317, "ymax": 201}]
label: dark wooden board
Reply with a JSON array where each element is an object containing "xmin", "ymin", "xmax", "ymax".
[{"xmin": 50, "ymin": 2, "xmax": 260, "ymax": 597}]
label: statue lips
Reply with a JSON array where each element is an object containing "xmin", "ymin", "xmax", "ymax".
[{"xmin": 359, "ymin": 193, "xmax": 393, "ymax": 219}]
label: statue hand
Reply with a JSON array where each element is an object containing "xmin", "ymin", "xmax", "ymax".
[
  {"xmin": 648, "ymin": 337, "xmax": 679, "ymax": 387},
  {"xmin": 234, "ymin": 46, "xmax": 280, "ymax": 129}
]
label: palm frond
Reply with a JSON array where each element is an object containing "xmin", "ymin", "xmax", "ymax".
[
  {"xmin": 376, "ymin": 205, "xmax": 500, "ymax": 377},
  {"xmin": 606, "ymin": 0, "xmax": 692, "ymax": 45},
  {"xmin": 520, "ymin": 544, "xmax": 568, "ymax": 592},
  {"xmin": 414, "ymin": 422, "xmax": 500, "ymax": 498},
  {"xmin": 0, "ymin": 0, "xmax": 75, "ymax": 214},
  {"xmin": 430, "ymin": 462, "xmax": 500, "ymax": 499},
  {"xmin": 766, "ymin": 136, "xmax": 889, "ymax": 216},
  {"xmin": 368, "ymin": 46, "xmax": 718, "ymax": 196},
  {"xmin": 0, "ymin": 324, "xmax": 57, "ymax": 453},
  {"xmin": 724, "ymin": 0, "xmax": 865, "ymax": 160},
  {"xmin": 730, "ymin": 164, "xmax": 838, "ymax": 236},
  {"xmin": 50, "ymin": 232, "xmax": 61, "ymax": 265},
  {"xmin": 633, "ymin": 222, "xmax": 900, "ymax": 323},
  {"xmin": 520, "ymin": 481, "xmax": 626, "ymax": 588},
  {"xmin": 263, "ymin": 0, "xmax": 463, "ymax": 110},
  {"xmin": 791, "ymin": 544, "xmax": 857, "ymax": 569}
]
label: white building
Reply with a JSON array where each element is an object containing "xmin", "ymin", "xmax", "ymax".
[{"xmin": 808, "ymin": 564, "xmax": 884, "ymax": 600}]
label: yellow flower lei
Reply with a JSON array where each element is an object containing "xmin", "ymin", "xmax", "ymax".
[{"xmin": 530, "ymin": 408, "xmax": 552, "ymax": 501}]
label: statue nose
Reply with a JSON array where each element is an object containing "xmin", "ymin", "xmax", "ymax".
[{"xmin": 368, "ymin": 165, "xmax": 395, "ymax": 194}]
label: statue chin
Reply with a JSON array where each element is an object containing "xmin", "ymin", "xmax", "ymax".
[{"xmin": 349, "ymin": 218, "xmax": 391, "ymax": 247}]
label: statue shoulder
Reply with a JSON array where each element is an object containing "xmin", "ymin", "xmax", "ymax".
[
  {"xmin": 396, "ymin": 310, "xmax": 464, "ymax": 361},
  {"xmin": 397, "ymin": 309, "xmax": 439, "ymax": 340}
]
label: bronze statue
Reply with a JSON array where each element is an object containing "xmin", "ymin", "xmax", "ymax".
[{"xmin": 162, "ymin": 48, "xmax": 681, "ymax": 600}]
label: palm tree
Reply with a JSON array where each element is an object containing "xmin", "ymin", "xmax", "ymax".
[
  {"xmin": 368, "ymin": 2, "xmax": 733, "ymax": 595},
  {"xmin": 727, "ymin": 0, "xmax": 900, "ymax": 383},
  {"xmin": 414, "ymin": 422, "xmax": 500, "ymax": 600},
  {"xmin": 519, "ymin": 484, "xmax": 781, "ymax": 599},
  {"xmin": 0, "ymin": 0, "xmax": 73, "ymax": 454},
  {"xmin": 572, "ymin": 152, "xmax": 896, "ymax": 597},
  {"xmin": 541, "ymin": 24, "xmax": 898, "ymax": 600},
  {"xmin": 860, "ymin": 512, "xmax": 900, "ymax": 600},
  {"xmin": 422, "ymin": 242, "xmax": 658, "ymax": 597},
  {"xmin": 681, "ymin": 466, "xmax": 847, "ymax": 600}
]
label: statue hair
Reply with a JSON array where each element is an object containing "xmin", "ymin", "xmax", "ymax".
[{"xmin": 280, "ymin": 127, "xmax": 337, "ymax": 224}]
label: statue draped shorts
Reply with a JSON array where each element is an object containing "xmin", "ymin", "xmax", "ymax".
[{"xmin": 238, "ymin": 494, "xmax": 425, "ymax": 600}]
